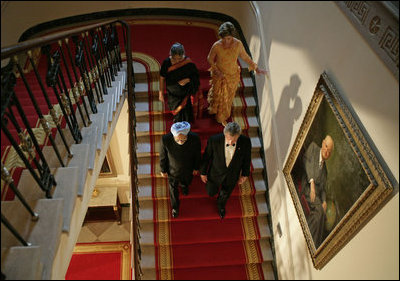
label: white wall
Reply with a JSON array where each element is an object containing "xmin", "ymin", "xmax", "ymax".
[
  {"xmin": 95, "ymin": 99, "xmax": 131, "ymax": 204},
  {"xmin": 250, "ymin": 1, "xmax": 399, "ymax": 279},
  {"xmin": 1, "ymin": 1, "xmax": 398, "ymax": 279}
]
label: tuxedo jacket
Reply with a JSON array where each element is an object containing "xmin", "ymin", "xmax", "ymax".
[
  {"xmin": 159, "ymin": 131, "xmax": 201, "ymax": 185},
  {"xmin": 301, "ymin": 141, "xmax": 327, "ymax": 204},
  {"xmin": 200, "ymin": 133, "xmax": 251, "ymax": 194}
]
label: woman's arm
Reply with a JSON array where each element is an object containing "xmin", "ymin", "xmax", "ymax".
[
  {"xmin": 159, "ymin": 76, "xmax": 165, "ymax": 102},
  {"xmin": 238, "ymin": 41, "xmax": 268, "ymax": 75}
]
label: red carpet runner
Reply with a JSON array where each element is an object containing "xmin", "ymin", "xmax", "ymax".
[
  {"xmin": 65, "ymin": 241, "xmax": 131, "ymax": 280},
  {"xmin": 129, "ymin": 19, "xmax": 265, "ymax": 279}
]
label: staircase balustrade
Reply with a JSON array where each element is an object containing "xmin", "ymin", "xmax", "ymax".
[{"xmin": 1, "ymin": 19, "xmax": 141, "ymax": 280}]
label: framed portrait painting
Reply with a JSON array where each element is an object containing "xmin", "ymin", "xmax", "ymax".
[
  {"xmin": 99, "ymin": 149, "xmax": 117, "ymax": 178},
  {"xmin": 283, "ymin": 72, "xmax": 394, "ymax": 269}
]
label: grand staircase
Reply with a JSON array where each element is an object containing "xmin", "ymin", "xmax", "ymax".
[
  {"xmin": 1, "ymin": 20, "xmax": 130, "ymax": 279},
  {"xmin": 1, "ymin": 16, "xmax": 277, "ymax": 280},
  {"xmin": 133, "ymin": 53, "xmax": 276, "ymax": 279}
]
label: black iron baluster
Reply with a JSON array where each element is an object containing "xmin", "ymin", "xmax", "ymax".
[
  {"xmin": 56, "ymin": 72, "xmax": 82, "ymax": 144},
  {"xmin": 13, "ymin": 56, "xmax": 63, "ymax": 175},
  {"xmin": 107, "ymin": 24, "xmax": 119, "ymax": 74},
  {"xmin": 90, "ymin": 31, "xmax": 108, "ymax": 97},
  {"xmin": 98, "ymin": 27, "xmax": 113, "ymax": 85},
  {"xmin": 111, "ymin": 24, "xmax": 123, "ymax": 70},
  {"xmin": 94, "ymin": 27, "xmax": 111, "ymax": 88},
  {"xmin": 13, "ymin": 56, "xmax": 65, "ymax": 167},
  {"xmin": 58, "ymin": 40, "xmax": 87, "ymax": 127},
  {"xmin": 1, "ymin": 214, "xmax": 31, "ymax": 246},
  {"xmin": 27, "ymin": 49, "xmax": 73, "ymax": 158},
  {"xmin": 82, "ymin": 32, "xmax": 103, "ymax": 103},
  {"xmin": 1, "ymin": 120, "xmax": 54, "ymax": 198},
  {"xmin": 102, "ymin": 26, "xmax": 116, "ymax": 80},
  {"xmin": 65, "ymin": 37, "xmax": 92, "ymax": 125},
  {"xmin": 46, "ymin": 50, "xmax": 81, "ymax": 144},
  {"xmin": 1, "ymin": 163, "xmax": 39, "ymax": 220},
  {"xmin": 73, "ymin": 38, "xmax": 97, "ymax": 114},
  {"xmin": 56, "ymin": 45, "xmax": 82, "ymax": 143},
  {"xmin": 4, "ymin": 110, "xmax": 45, "ymax": 175}
]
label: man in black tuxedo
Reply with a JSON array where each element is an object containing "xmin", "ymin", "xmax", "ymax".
[
  {"xmin": 200, "ymin": 122, "xmax": 252, "ymax": 219},
  {"xmin": 160, "ymin": 121, "xmax": 201, "ymax": 218},
  {"xmin": 301, "ymin": 135, "xmax": 334, "ymax": 248}
]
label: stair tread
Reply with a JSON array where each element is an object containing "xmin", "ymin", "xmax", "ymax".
[
  {"xmin": 139, "ymin": 215, "xmax": 271, "ymax": 246},
  {"xmin": 1, "ymin": 198, "xmax": 63, "ymax": 279},
  {"xmin": 140, "ymin": 237, "xmax": 273, "ymax": 270},
  {"xmin": 138, "ymin": 193, "xmax": 268, "ymax": 223},
  {"xmin": 1, "ymin": 246, "xmax": 43, "ymax": 280},
  {"xmin": 141, "ymin": 261, "xmax": 274, "ymax": 280}
]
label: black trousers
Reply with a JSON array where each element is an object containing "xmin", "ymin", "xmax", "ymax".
[
  {"xmin": 207, "ymin": 176, "xmax": 236, "ymax": 210},
  {"xmin": 217, "ymin": 183, "xmax": 235, "ymax": 210},
  {"xmin": 168, "ymin": 177, "xmax": 188, "ymax": 210}
]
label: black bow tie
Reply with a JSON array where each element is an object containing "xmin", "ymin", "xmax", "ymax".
[{"xmin": 226, "ymin": 143, "xmax": 235, "ymax": 147}]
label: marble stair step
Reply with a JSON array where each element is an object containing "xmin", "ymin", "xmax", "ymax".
[
  {"xmin": 137, "ymin": 192, "xmax": 269, "ymax": 224},
  {"xmin": 16, "ymin": 166, "xmax": 79, "ymax": 233},
  {"xmin": 1, "ymin": 198, "xmax": 63, "ymax": 280},
  {"xmin": 66, "ymin": 143, "xmax": 90, "ymax": 196},
  {"xmin": 138, "ymin": 215, "xmax": 270, "ymax": 247},
  {"xmin": 139, "ymin": 237, "xmax": 273, "ymax": 270},
  {"xmin": 140, "ymin": 261, "xmax": 274, "ymax": 280},
  {"xmin": 135, "ymin": 112, "xmax": 260, "ymax": 137},
  {"xmin": 133, "ymin": 78, "xmax": 255, "ymax": 101},
  {"xmin": 1, "ymin": 245, "xmax": 43, "ymax": 280}
]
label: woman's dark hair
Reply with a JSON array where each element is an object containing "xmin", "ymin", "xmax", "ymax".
[
  {"xmin": 218, "ymin": 21, "xmax": 236, "ymax": 38},
  {"xmin": 170, "ymin": 42, "xmax": 185, "ymax": 56}
]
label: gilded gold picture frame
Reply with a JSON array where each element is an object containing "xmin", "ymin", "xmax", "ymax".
[
  {"xmin": 283, "ymin": 72, "xmax": 394, "ymax": 269},
  {"xmin": 99, "ymin": 149, "xmax": 117, "ymax": 178}
]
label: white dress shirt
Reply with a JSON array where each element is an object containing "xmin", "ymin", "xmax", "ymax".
[{"xmin": 225, "ymin": 142, "xmax": 236, "ymax": 167}]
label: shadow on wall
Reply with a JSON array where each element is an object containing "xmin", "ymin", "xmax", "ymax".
[{"xmin": 266, "ymin": 74, "xmax": 302, "ymax": 185}]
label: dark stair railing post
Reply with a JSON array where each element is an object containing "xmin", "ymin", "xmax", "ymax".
[
  {"xmin": 106, "ymin": 25, "xmax": 118, "ymax": 76},
  {"xmin": 73, "ymin": 38, "xmax": 97, "ymax": 114},
  {"xmin": 27, "ymin": 49, "xmax": 73, "ymax": 158},
  {"xmin": 82, "ymin": 32, "xmax": 103, "ymax": 104},
  {"xmin": 1, "ymin": 163, "xmax": 39, "ymax": 221},
  {"xmin": 13, "ymin": 56, "xmax": 66, "ymax": 169},
  {"xmin": 65, "ymin": 37, "xmax": 92, "ymax": 125},
  {"xmin": 4, "ymin": 110, "xmax": 46, "ymax": 175},
  {"xmin": 104, "ymin": 26, "xmax": 117, "ymax": 80},
  {"xmin": 55, "ymin": 47, "xmax": 82, "ymax": 143},
  {"xmin": 1, "ymin": 120, "xmax": 55, "ymax": 198},
  {"xmin": 56, "ymin": 72, "xmax": 82, "ymax": 144},
  {"xmin": 110, "ymin": 24, "xmax": 122, "ymax": 71},
  {"xmin": 58, "ymin": 40, "xmax": 87, "ymax": 128},
  {"xmin": 1, "ymin": 214, "xmax": 32, "ymax": 246},
  {"xmin": 45, "ymin": 50, "xmax": 81, "ymax": 144},
  {"xmin": 90, "ymin": 31, "xmax": 108, "ymax": 97},
  {"xmin": 98, "ymin": 27, "xmax": 114, "ymax": 85}
]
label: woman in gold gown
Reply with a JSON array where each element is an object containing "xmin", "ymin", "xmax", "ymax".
[{"xmin": 207, "ymin": 22, "xmax": 267, "ymax": 126}]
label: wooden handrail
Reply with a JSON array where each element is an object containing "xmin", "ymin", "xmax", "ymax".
[{"xmin": 1, "ymin": 19, "xmax": 116, "ymax": 58}]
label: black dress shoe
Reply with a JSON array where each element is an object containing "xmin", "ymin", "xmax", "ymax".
[
  {"xmin": 172, "ymin": 208, "xmax": 179, "ymax": 218},
  {"xmin": 182, "ymin": 187, "xmax": 189, "ymax": 196},
  {"xmin": 219, "ymin": 208, "xmax": 226, "ymax": 219}
]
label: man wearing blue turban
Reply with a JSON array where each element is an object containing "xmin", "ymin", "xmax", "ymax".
[{"xmin": 159, "ymin": 121, "xmax": 201, "ymax": 218}]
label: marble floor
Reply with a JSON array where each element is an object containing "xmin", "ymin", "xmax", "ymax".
[{"xmin": 77, "ymin": 206, "xmax": 131, "ymax": 243}]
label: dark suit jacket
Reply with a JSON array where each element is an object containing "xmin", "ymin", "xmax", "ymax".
[
  {"xmin": 159, "ymin": 131, "xmax": 201, "ymax": 185},
  {"xmin": 200, "ymin": 133, "xmax": 251, "ymax": 195},
  {"xmin": 301, "ymin": 141, "xmax": 327, "ymax": 204}
]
